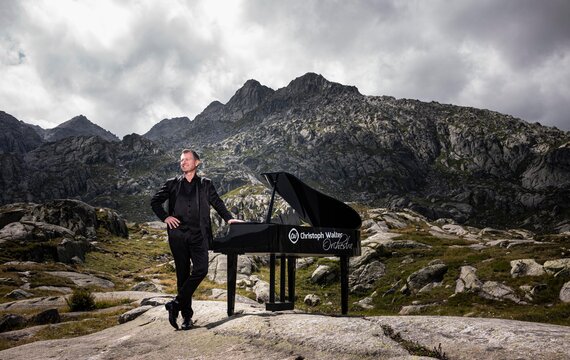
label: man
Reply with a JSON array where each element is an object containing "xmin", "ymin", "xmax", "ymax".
[{"xmin": 151, "ymin": 149, "xmax": 240, "ymax": 330}]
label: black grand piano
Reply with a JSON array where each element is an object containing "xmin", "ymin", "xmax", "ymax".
[{"xmin": 211, "ymin": 172, "xmax": 362, "ymax": 316}]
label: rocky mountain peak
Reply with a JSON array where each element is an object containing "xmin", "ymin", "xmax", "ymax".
[
  {"xmin": 143, "ymin": 117, "xmax": 191, "ymax": 142},
  {"xmin": 283, "ymin": 72, "xmax": 361, "ymax": 98},
  {"xmin": 44, "ymin": 115, "xmax": 119, "ymax": 143},
  {"xmin": 59, "ymin": 115, "xmax": 90, "ymax": 127},
  {"xmin": 203, "ymin": 101, "xmax": 224, "ymax": 114},
  {"xmin": 224, "ymin": 79, "xmax": 275, "ymax": 120}
]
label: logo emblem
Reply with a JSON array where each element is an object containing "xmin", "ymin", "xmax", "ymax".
[{"xmin": 288, "ymin": 228, "xmax": 299, "ymax": 244}]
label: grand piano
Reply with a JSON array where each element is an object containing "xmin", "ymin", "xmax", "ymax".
[{"xmin": 211, "ymin": 172, "xmax": 362, "ymax": 316}]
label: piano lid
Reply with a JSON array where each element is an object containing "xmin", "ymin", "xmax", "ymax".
[{"xmin": 261, "ymin": 172, "xmax": 362, "ymax": 229}]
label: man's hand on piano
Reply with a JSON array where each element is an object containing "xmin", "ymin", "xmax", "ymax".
[
  {"xmin": 227, "ymin": 219, "xmax": 245, "ymax": 224},
  {"xmin": 164, "ymin": 216, "xmax": 180, "ymax": 229}
]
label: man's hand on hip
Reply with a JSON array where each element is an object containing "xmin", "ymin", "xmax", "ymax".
[{"xmin": 164, "ymin": 216, "xmax": 180, "ymax": 229}]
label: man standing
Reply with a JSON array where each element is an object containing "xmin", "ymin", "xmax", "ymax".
[{"xmin": 151, "ymin": 149, "xmax": 240, "ymax": 330}]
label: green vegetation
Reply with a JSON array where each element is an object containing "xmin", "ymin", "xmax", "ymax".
[
  {"xmin": 66, "ymin": 288, "xmax": 96, "ymax": 311},
  {"xmin": 0, "ymin": 212, "xmax": 568, "ymax": 354}
]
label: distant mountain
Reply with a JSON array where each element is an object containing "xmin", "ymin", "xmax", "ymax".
[
  {"xmin": 1, "ymin": 73, "xmax": 569, "ymax": 231},
  {"xmin": 143, "ymin": 117, "xmax": 191, "ymax": 142},
  {"xmin": 0, "ymin": 111, "xmax": 43, "ymax": 154},
  {"xmin": 43, "ymin": 115, "xmax": 120, "ymax": 142},
  {"xmin": 142, "ymin": 79, "xmax": 275, "ymax": 150}
]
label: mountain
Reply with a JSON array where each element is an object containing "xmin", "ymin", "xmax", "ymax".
[
  {"xmin": 143, "ymin": 79, "xmax": 275, "ymax": 150},
  {"xmin": 1, "ymin": 73, "xmax": 569, "ymax": 231},
  {"xmin": 147, "ymin": 72, "xmax": 570, "ymax": 232},
  {"xmin": 43, "ymin": 115, "xmax": 120, "ymax": 142},
  {"xmin": 0, "ymin": 111, "xmax": 43, "ymax": 154},
  {"xmin": 143, "ymin": 117, "xmax": 191, "ymax": 142},
  {"xmin": 0, "ymin": 132, "xmax": 169, "ymax": 221}
]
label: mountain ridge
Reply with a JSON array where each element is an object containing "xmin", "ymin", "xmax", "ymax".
[{"xmin": 1, "ymin": 72, "xmax": 568, "ymax": 231}]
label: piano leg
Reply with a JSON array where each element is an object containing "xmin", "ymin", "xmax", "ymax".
[
  {"xmin": 265, "ymin": 254, "xmax": 296, "ymax": 312},
  {"xmin": 287, "ymin": 256, "xmax": 296, "ymax": 303},
  {"xmin": 340, "ymin": 255, "xmax": 349, "ymax": 315},
  {"xmin": 269, "ymin": 254, "xmax": 276, "ymax": 304},
  {"xmin": 226, "ymin": 253, "xmax": 237, "ymax": 317},
  {"xmin": 280, "ymin": 254, "xmax": 286, "ymax": 303}
]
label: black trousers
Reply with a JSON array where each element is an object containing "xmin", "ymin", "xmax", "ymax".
[{"xmin": 167, "ymin": 228, "xmax": 208, "ymax": 318}]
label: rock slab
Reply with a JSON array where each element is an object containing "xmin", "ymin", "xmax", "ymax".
[{"xmin": 0, "ymin": 301, "xmax": 568, "ymax": 360}]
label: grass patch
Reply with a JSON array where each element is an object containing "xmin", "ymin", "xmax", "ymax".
[{"xmin": 66, "ymin": 288, "xmax": 96, "ymax": 311}]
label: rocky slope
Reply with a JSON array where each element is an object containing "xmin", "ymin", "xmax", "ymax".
[
  {"xmin": 1, "ymin": 73, "xmax": 569, "ymax": 231},
  {"xmin": 0, "ymin": 133, "xmax": 169, "ymax": 221},
  {"xmin": 144, "ymin": 73, "xmax": 570, "ymax": 232},
  {"xmin": 0, "ymin": 197, "xmax": 569, "ymax": 357},
  {"xmin": 0, "ymin": 111, "xmax": 43, "ymax": 154}
]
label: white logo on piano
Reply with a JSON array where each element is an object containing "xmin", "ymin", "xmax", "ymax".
[{"xmin": 288, "ymin": 228, "xmax": 300, "ymax": 244}]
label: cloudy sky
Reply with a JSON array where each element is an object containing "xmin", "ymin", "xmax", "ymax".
[{"xmin": 1, "ymin": 0, "xmax": 569, "ymax": 137}]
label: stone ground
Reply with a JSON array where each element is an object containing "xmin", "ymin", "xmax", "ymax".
[{"xmin": 0, "ymin": 299, "xmax": 569, "ymax": 360}]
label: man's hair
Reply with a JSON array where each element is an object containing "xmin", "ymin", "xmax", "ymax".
[{"xmin": 181, "ymin": 149, "xmax": 200, "ymax": 160}]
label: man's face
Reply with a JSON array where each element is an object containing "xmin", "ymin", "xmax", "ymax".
[{"xmin": 180, "ymin": 152, "xmax": 199, "ymax": 173}]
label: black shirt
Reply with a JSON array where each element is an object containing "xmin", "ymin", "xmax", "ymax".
[{"xmin": 173, "ymin": 176, "xmax": 201, "ymax": 235}]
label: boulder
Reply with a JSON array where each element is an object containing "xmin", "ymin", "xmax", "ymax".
[
  {"xmin": 418, "ymin": 282, "xmax": 442, "ymax": 293},
  {"xmin": 0, "ymin": 314, "xmax": 27, "ymax": 332},
  {"xmin": 29, "ymin": 308, "xmax": 60, "ymax": 325},
  {"xmin": 56, "ymin": 237, "xmax": 90, "ymax": 264},
  {"xmin": 353, "ymin": 296, "xmax": 374, "ymax": 310},
  {"xmin": 140, "ymin": 296, "xmax": 173, "ymax": 307},
  {"xmin": 404, "ymin": 264, "xmax": 448, "ymax": 293},
  {"xmin": 131, "ymin": 282, "xmax": 161, "ymax": 293},
  {"xmin": 304, "ymin": 294, "xmax": 321, "ymax": 306},
  {"xmin": 5, "ymin": 289, "xmax": 33, "ymax": 300},
  {"xmin": 349, "ymin": 260, "xmax": 386, "ymax": 293},
  {"xmin": 27, "ymin": 199, "xmax": 99, "ymax": 238},
  {"xmin": 510, "ymin": 259, "xmax": 546, "ymax": 277},
  {"xmin": 208, "ymin": 253, "xmax": 227, "ymax": 284},
  {"xmin": 253, "ymin": 279, "xmax": 270, "ymax": 303},
  {"xmin": 0, "ymin": 205, "xmax": 30, "ymax": 229},
  {"xmin": 480, "ymin": 281, "xmax": 522, "ymax": 303},
  {"xmin": 441, "ymin": 224, "xmax": 469, "ymax": 236},
  {"xmin": 296, "ymin": 257, "xmax": 315, "ymax": 269},
  {"xmin": 398, "ymin": 304, "xmax": 435, "ymax": 315},
  {"xmin": 96, "ymin": 208, "xmax": 128, "ymax": 238},
  {"xmin": 543, "ymin": 258, "xmax": 570, "ymax": 275},
  {"xmin": 118, "ymin": 305, "xmax": 152, "ymax": 324},
  {"xmin": 210, "ymin": 288, "xmax": 227, "ymax": 300},
  {"xmin": 0, "ymin": 221, "xmax": 74, "ymax": 243},
  {"xmin": 455, "ymin": 266, "xmax": 483, "ymax": 293},
  {"xmin": 560, "ymin": 281, "xmax": 570, "ymax": 303},
  {"xmin": 311, "ymin": 265, "xmax": 337, "ymax": 285},
  {"xmin": 349, "ymin": 246, "xmax": 379, "ymax": 269},
  {"xmin": 237, "ymin": 255, "xmax": 257, "ymax": 276}
]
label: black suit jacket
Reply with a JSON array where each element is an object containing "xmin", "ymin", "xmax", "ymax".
[{"xmin": 150, "ymin": 175, "xmax": 233, "ymax": 248}]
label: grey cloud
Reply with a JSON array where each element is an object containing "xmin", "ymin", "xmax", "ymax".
[
  {"xmin": 442, "ymin": 0, "xmax": 570, "ymax": 69},
  {"xmin": 1, "ymin": 0, "xmax": 569, "ymax": 135},
  {"xmin": 18, "ymin": 2, "xmax": 225, "ymax": 136}
]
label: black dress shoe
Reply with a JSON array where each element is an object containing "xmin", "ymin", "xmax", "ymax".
[
  {"xmin": 181, "ymin": 316, "xmax": 193, "ymax": 330},
  {"xmin": 165, "ymin": 300, "xmax": 179, "ymax": 330}
]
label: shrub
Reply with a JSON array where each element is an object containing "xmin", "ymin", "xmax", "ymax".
[{"xmin": 66, "ymin": 288, "xmax": 96, "ymax": 311}]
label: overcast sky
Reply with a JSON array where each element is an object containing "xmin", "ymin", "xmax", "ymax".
[{"xmin": 1, "ymin": 0, "xmax": 569, "ymax": 137}]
